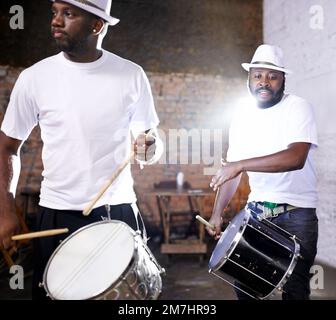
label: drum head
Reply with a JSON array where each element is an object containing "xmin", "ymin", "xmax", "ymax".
[
  {"xmin": 44, "ymin": 220, "xmax": 135, "ymax": 300},
  {"xmin": 209, "ymin": 210, "xmax": 250, "ymax": 270}
]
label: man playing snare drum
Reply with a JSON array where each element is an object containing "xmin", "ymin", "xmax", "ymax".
[
  {"xmin": 0, "ymin": 0, "xmax": 162, "ymax": 299},
  {"xmin": 207, "ymin": 44, "xmax": 318, "ymax": 300}
]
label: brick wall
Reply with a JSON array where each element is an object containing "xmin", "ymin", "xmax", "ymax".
[
  {"xmin": 0, "ymin": 65, "xmax": 250, "ymax": 232},
  {"xmin": 0, "ymin": 0, "xmax": 262, "ymax": 76},
  {"xmin": 264, "ymin": 0, "xmax": 336, "ymax": 267}
]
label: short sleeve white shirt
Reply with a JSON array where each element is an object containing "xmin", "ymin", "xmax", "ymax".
[{"xmin": 1, "ymin": 50, "xmax": 159, "ymax": 210}]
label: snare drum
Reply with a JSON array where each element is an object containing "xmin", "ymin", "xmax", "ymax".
[
  {"xmin": 209, "ymin": 209, "xmax": 300, "ymax": 299},
  {"xmin": 42, "ymin": 220, "xmax": 164, "ymax": 300}
]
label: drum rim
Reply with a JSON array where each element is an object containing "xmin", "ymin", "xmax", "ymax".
[
  {"xmin": 209, "ymin": 209, "xmax": 251, "ymax": 271},
  {"xmin": 42, "ymin": 219, "xmax": 137, "ymax": 300}
]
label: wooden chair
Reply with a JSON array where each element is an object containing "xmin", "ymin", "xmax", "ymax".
[
  {"xmin": 153, "ymin": 180, "xmax": 208, "ymax": 264},
  {"xmin": 154, "ymin": 180, "xmax": 196, "ymax": 239}
]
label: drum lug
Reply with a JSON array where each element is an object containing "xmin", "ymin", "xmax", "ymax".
[{"xmin": 38, "ymin": 282, "xmax": 44, "ymax": 288}]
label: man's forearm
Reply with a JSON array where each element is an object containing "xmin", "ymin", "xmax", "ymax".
[
  {"xmin": 238, "ymin": 142, "xmax": 311, "ymax": 173},
  {"xmin": 0, "ymin": 144, "xmax": 21, "ymax": 248},
  {"xmin": 0, "ymin": 150, "xmax": 14, "ymax": 196},
  {"xmin": 212, "ymin": 174, "xmax": 242, "ymax": 218},
  {"xmin": 0, "ymin": 132, "xmax": 21, "ymax": 198}
]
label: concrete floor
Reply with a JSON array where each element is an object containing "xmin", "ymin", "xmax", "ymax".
[{"xmin": 1, "ymin": 238, "xmax": 336, "ymax": 300}]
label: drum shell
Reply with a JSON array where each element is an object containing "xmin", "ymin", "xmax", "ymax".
[
  {"xmin": 209, "ymin": 210, "xmax": 299, "ymax": 299},
  {"xmin": 95, "ymin": 237, "xmax": 163, "ymax": 300}
]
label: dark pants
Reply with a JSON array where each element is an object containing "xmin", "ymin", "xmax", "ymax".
[
  {"xmin": 235, "ymin": 204, "xmax": 318, "ymax": 300},
  {"xmin": 32, "ymin": 203, "xmax": 144, "ymax": 300}
]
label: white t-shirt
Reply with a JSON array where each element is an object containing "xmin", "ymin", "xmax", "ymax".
[
  {"xmin": 1, "ymin": 50, "xmax": 159, "ymax": 210},
  {"xmin": 227, "ymin": 94, "xmax": 318, "ymax": 208}
]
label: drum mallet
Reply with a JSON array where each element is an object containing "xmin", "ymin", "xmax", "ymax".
[
  {"xmin": 196, "ymin": 215, "xmax": 215, "ymax": 230},
  {"xmin": 83, "ymin": 152, "xmax": 134, "ymax": 216},
  {"xmin": 12, "ymin": 228, "xmax": 69, "ymax": 241}
]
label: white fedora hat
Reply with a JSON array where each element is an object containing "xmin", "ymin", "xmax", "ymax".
[
  {"xmin": 51, "ymin": 0, "xmax": 119, "ymax": 26},
  {"xmin": 242, "ymin": 44, "xmax": 292, "ymax": 74}
]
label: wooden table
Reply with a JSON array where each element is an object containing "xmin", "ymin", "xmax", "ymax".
[{"xmin": 148, "ymin": 188, "xmax": 214, "ymax": 260}]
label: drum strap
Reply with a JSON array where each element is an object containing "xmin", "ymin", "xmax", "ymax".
[{"xmin": 131, "ymin": 203, "xmax": 148, "ymax": 244}]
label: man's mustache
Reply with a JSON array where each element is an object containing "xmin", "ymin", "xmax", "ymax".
[{"xmin": 255, "ymin": 87, "xmax": 273, "ymax": 94}]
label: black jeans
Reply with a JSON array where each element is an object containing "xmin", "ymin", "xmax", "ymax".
[
  {"xmin": 235, "ymin": 204, "xmax": 318, "ymax": 300},
  {"xmin": 32, "ymin": 204, "xmax": 144, "ymax": 300}
]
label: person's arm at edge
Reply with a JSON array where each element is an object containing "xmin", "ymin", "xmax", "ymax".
[{"xmin": 0, "ymin": 131, "xmax": 22, "ymax": 249}]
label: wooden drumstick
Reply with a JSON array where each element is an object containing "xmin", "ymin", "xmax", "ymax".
[
  {"xmin": 83, "ymin": 152, "xmax": 134, "ymax": 216},
  {"xmin": 11, "ymin": 228, "xmax": 69, "ymax": 241},
  {"xmin": 196, "ymin": 215, "xmax": 215, "ymax": 230}
]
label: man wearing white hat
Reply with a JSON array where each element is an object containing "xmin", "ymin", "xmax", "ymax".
[
  {"xmin": 207, "ymin": 44, "xmax": 318, "ymax": 300},
  {"xmin": 0, "ymin": 0, "xmax": 162, "ymax": 299}
]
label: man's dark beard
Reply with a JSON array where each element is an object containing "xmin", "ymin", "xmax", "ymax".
[
  {"xmin": 55, "ymin": 36, "xmax": 90, "ymax": 55},
  {"xmin": 249, "ymin": 81, "xmax": 285, "ymax": 109}
]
